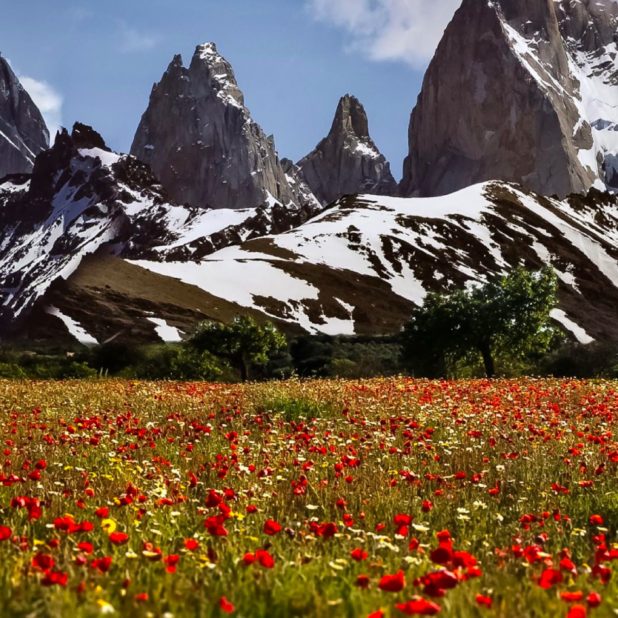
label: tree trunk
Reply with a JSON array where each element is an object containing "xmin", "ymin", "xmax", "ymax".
[
  {"xmin": 480, "ymin": 345, "xmax": 495, "ymax": 378},
  {"xmin": 239, "ymin": 358, "xmax": 249, "ymax": 382}
]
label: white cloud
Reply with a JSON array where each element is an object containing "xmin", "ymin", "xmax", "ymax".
[
  {"xmin": 19, "ymin": 76, "xmax": 63, "ymax": 141},
  {"xmin": 118, "ymin": 22, "xmax": 160, "ymax": 53},
  {"xmin": 306, "ymin": 0, "xmax": 460, "ymax": 67}
]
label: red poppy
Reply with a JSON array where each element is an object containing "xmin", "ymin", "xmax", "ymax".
[
  {"xmin": 109, "ymin": 532, "xmax": 129, "ymax": 545},
  {"xmin": 395, "ymin": 597, "xmax": 441, "ymax": 615},
  {"xmin": 379, "ymin": 570, "xmax": 405, "ymax": 592},
  {"xmin": 589, "ymin": 514, "xmax": 604, "ymax": 526},
  {"xmin": 0, "ymin": 526, "xmax": 11, "ymax": 541},
  {"xmin": 184, "ymin": 538, "xmax": 199, "ymax": 551},
  {"xmin": 476, "ymin": 595, "xmax": 492, "ymax": 608},
  {"xmin": 538, "ymin": 568, "xmax": 563, "ymax": 589},
  {"xmin": 567, "ymin": 606, "xmax": 587, "ymax": 618},
  {"xmin": 356, "ymin": 574, "xmax": 370, "ymax": 589},
  {"xmin": 219, "ymin": 596, "xmax": 235, "ymax": 614},
  {"xmin": 41, "ymin": 570, "xmax": 68, "ymax": 587},
  {"xmin": 586, "ymin": 592, "xmax": 602, "ymax": 608},
  {"xmin": 263, "ymin": 519, "xmax": 282, "ymax": 535},
  {"xmin": 256, "ymin": 549, "xmax": 275, "ymax": 568},
  {"xmin": 561, "ymin": 591, "xmax": 584, "ymax": 603},
  {"xmin": 368, "ymin": 611, "xmax": 384, "ymax": 618},
  {"xmin": 77, "ymin": 541, "xmax": 94, "ymax": 554},
  {"xmin": 32, "ymin": 553, "xmax": 55, "ymax": 573},
  {"xmin": 164, "ymin": 554, "xmax": 180, "ymax": 573},
  {"xmin": 351, "ymin": 548, "xmax": 368, "ymax": 562}
]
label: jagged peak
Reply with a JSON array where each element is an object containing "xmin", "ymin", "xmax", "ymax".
[
  {"xmin": 190, "ymin": 42, "xmax": 244, "ymax": 109},
  {"xmin": 330, "ymin": 94, "xmax": 371, "ymax": 141},
  {"xmin": 71, "ymin": 122, "xmax": 110, "ymax": 152}
]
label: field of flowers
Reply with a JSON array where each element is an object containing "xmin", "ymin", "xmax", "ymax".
[{"xmin": 0, "ymin": 378, "xmax": 615, "ymax": 618}]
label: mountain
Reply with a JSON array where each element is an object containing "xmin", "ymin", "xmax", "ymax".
[
  {"xmin": 0, "ymin": 123, "xmax": 321, "ymax": 336},
  {"xmin": 131, "ymin": 43, "xmax": 317, "ymax": 211},
  {"xmin": 0, "ymin": 54, "xmax": 49, "ymax": 178},
  {"xmin": 401, "ymin": 0, "xmax": 618, "ymax": 199},
  {"xmin": 297, "ymin": 95, "xmax": 397, "ymax": 206},
  {"xmin": 20, "ymin": 182, "xmax": 618, "ymax": 346}
]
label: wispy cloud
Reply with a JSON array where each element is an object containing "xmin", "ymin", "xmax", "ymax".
[
  {"xmin": 19, "ymin": 76, "xmax": 63, "ymax": 140},
  {"xmin": 306, "ymin": 0, "xmax": 460, "ymax": 67},
  {"xmin": 118, "ymin": 22, "xmax": 160, "ymax": 53}
]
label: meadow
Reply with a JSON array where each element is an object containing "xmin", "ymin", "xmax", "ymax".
[{"xmin": 0, "ymin": 378, "xmax": 615, "ymax": 618}]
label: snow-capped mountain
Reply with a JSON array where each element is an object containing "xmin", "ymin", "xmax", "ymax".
[
  {"xmin": 131, "ymin": 43, "xmax": 317, "ymax": 212},
  {"xmin": 297, "ymin": 95, "xmax": 397, "ymax": 206},
  {"xmin": 401, "ymin": 0, "xmax": 618, "ymax": 198},
  {"xmin": 120, "ymin": 183, "xmax": 618, "ymax": 342},
  {"xmin": 0, "ymin": 54, "xmax": 49, "ymax": 178},
  {"xmin": 0, "ymin": 123, "xmax": 320, "ymax": 334},
  {"xmin": 19, "ymin": 181, "xmax": 617, "ymax": 346}
]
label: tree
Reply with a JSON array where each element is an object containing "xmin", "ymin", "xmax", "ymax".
[
  {"xmin": 401, "ymin": 267, "xmax": 559, "ymax": 378},
  {"xmin": 189, "ymin": 316, "xmax": 287, "ymax": 381}
]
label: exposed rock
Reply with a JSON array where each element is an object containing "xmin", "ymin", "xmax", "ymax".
[
  {"xmin": 297, "ymin": 95, "xmax": 397, "ymax": 205},
  {"xmin": 401, "ymin": 0, "xmax": 618, "ymax": 198},
  {"xmin": 131, "ymin": 43, "xmax": 313, "ymax": 210},
  {"xmin": 0, "ymin": 54, "xmax": 49, "ymax": 178}
]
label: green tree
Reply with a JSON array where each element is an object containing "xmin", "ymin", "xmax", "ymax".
[
  {"xmin": 189, "ymin": 316, "xmax": 287, "ymax": 381},
  {"xmin": 401, "ymin": 267, "xmax": 559, "ymax": 378}
]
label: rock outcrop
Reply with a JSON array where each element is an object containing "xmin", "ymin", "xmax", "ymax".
[
  {"xmin": 401, "ymin": 0, "xmax": 618, "ymax": 198},
  {"xmin": 0, "ymin": 54, "xmax": 49, "ymax": 178},
  {"xmin": 297, "ymin": 95, "xmax": 397, "ymax": 205},
  {"xmin": 131, "ymin": 43, "xmax": 312, "ymax": 210}
]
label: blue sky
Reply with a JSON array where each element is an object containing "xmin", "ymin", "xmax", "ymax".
[{"xmin": 0, "ymin": 1, "xmax": 458, "ymax": 180}]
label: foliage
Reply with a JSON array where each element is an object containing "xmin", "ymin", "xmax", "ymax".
[
  {"xmin": 0, "ymin": 377, "xmax": 614, "ymax": 617},
  {"xmin": 401, "ymin": 267, "xmax": 560, "ymax": 378},
  {"xmin": 189, "ymin": 316, "xmax": 287, "ymax": 381}
]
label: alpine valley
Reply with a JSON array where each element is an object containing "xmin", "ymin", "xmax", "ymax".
[{"xmin": 1, "ymin": 0, "xmax": 617, "ymax": 346}]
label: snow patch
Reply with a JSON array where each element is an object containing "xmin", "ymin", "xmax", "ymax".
[{"xmin": 46, "ymin": 306, "xmax": 99, "ymax": 345}]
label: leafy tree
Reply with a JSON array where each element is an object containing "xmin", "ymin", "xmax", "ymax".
[
  {"xmin": 189, "ymin": 316, "xmax": 287, "ymax": 381},
  {"xmin": 401, "ymin": 267, "xmax": 560, "ymax": 378}
]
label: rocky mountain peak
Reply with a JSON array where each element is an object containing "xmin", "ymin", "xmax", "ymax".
[
  {"xmin": 131, "ymin": 43, "xmax": 313, "ymax": 211},
  {"xmin": 190, "ymin": 43, "xmax": 245, "ymax": 109},
  {"xmin": 0, "ymin": 54, "xmax": 49, "ymax": 178},
  {"xmin": 401, "ymin": 0, "xmax": 618, "ymax": 198},
  {"xmin": 330, "ymin": 94, "xmax": 370, "ymax": 141},
  {"xmin": 297, "ymin": 94, "xmax": 397, "ymax": 206},
  {"xmin": 71, "ymin": 122, "xmax": 110, "ymax": 151}
]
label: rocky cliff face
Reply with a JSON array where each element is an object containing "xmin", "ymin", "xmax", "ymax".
[
  {"xmin": 297, "ymin": 95, "xmax": 397, "ymax": 206},
  {"xmin": 0, "ymin": 55, "xmax": 49, "ymax": 178},
  {"xmin": 401, "ymin": 0, "xmax": 618, "ymax": 198},
  {"xmin": 131, "ymin": 43, "xmax": 312, "ymax": 211},
  {"xmin": 0, "ymin": 122, "xmax": 322, "ymax": 332}
]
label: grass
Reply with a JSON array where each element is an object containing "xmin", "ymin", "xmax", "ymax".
[{"xmin": 0, "ymin": 377, "xmax": 614, "ymax": 617}]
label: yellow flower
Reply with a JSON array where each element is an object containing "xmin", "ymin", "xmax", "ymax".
[{"xmin": 101, "ymin": 519, "xmax": 117, "ymax": 534}]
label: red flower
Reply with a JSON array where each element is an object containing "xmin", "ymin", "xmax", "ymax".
[
  {"xmin": 421, "ymin": 500, "xmax": 433, "ymax": 513},
  {"xmin": 32, "ymin": 553, "xmax": 55, "ymax": 572},
  {"xmin": 476, "ymin": 595, "xmax": 492, "ymax": 608},
  {"xmin": 395, "ymin": 597, "xmax": 441, "ymax": 615},
  {"xmin": 561, "ymin": 591, "xmax": 584, "ymax": 603},
  {"xmin": 351, "ymin": 548, "xmax": 368, "ymax": 562},
  {"xmin": 586, "ymin": 592, "xmax": 602, "ymax": 608},
  {"xmin": 368, "ymin": 611, "xmax": 384, "ymax": 618},
  {"xmin": 41, "ymin": 570, "xmax": 68, "ymax": 587},
  {"xmin": 134, "ymin": 593, "xmax": 149, "ymax": 602},
  {"xmin": 589, "ymin": 514, "xmax": 604, "ymax": 526},
  {"xmin": 0, "ymin": 526, "xmax": 11, "ymax": 541},
  {"xmin": 219, "ymin": 596, "xmax": 235, "ymax": 614},
  {"xmin": 256, "ymin": 549, "xmax": 275, "ymax": 568},
  {"xmin": 91, "ymin": 556, "xmax": 113, "ymax": 573},
  {"xmin": 184, "ymin": 538, "xmax": 199, "ymax": 551},
  {"xmin": 109, "ymin": 532, "xmax": 129, "ymax": 545},
  {"xmin": 95, "ymin": 507, "xmax": 109, "ymax": 518},
  {"xmin": 539, "ymin": 568, "xmax": 563, "ymax": 590},
  {"xmin": 164, "ymin": 554, "xmax": 180, "ymax": 573},
  {"xmin": 356, "ymin": 574, "xmax": 370, "ymax": 589},
  {"xmin": 379, "ymin": 570, "xmax": 405, "ymax": 592},
  {"xmin": 263, "ymin": 519, "xmax": 282, "ymax": 535},
  {"xmin": 204, "ymin": 515, "xmax": 228, "ymax": 537},
  {"xmin": 77, "ymin": 541, "xmax": 94, "ymax": 554},
  {"xmin": 567, "ymin": 606, "xmax": 587, "ymax": 618}
]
